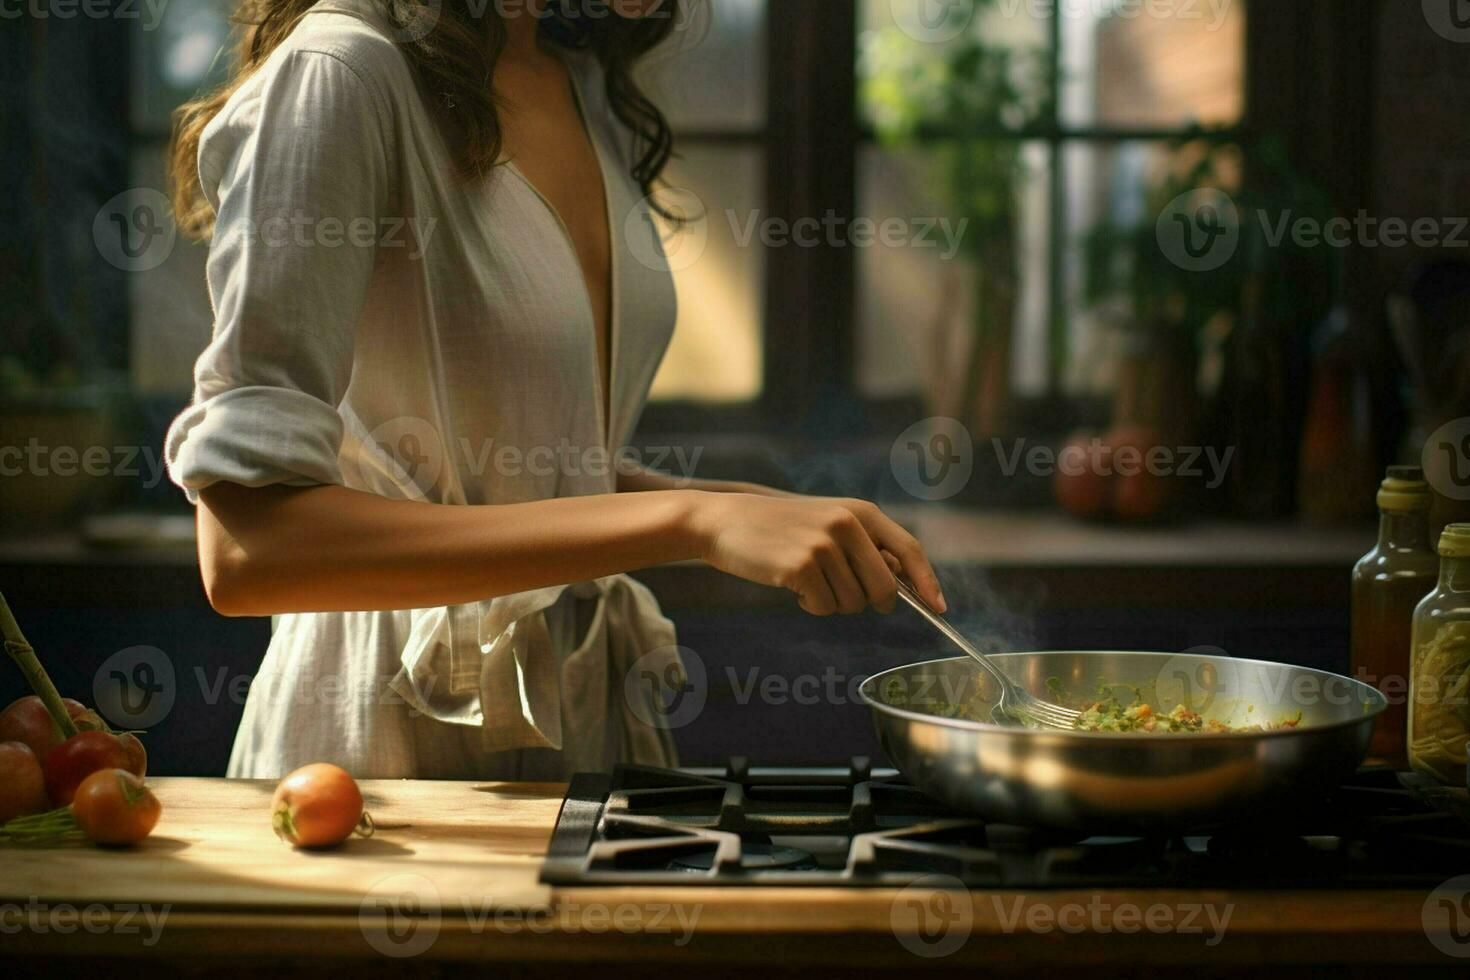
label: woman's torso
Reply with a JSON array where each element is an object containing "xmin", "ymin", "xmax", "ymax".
[
  {"xmin": 233, "ymin": 2, "xmax": 681, "ymax": 506},
  {"xmin": 190, "ymin": 0, "xmax": 683, "ymax": 778}
]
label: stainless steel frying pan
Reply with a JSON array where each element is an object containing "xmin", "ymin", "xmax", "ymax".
[{"xmin": 859, "ymin": 651, "xmax": 1387, "ymax": 833}]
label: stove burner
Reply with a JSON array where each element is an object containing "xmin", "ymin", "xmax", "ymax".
[
  {"xmin": 671, "ymin": 843, "xmax": 819, "ymax": 873},
  {"xmin": 538, "ymin": 758, "xmax": 1470, "ymax": 889}
]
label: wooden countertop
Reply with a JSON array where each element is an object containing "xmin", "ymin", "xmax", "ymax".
[{"xmin": 1, "ymin": 778, "xmax": 1458, "ymax": 974}]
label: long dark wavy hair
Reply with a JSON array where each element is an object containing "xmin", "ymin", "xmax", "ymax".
[{"xmin": 170, "ymin": 0, "xmax": 683, "ymax": 238}]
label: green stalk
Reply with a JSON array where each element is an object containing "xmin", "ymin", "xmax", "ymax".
[
  {"xmin": 0, "ymin": 806, "xmax": 83, "ymax": 846},
  {"xmin": 0, "ymin": 591, "xmax": 79, "ymax": 741}
]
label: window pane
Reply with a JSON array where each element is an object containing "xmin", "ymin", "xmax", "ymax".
[
  {"xmin": 1060, "ymin": 0, "xmax": 1245, "ymax": 129},
  {"xmin": 125, "ymin": 145, "xmax": 211, "ymax": 395},
  {"xmin": 639, "ymin": 0, "xmax": 766, "ymax": 133},
  {"xmin": 1060, "ymin": 140, "xmax": 1166, "ymax": 395},
  {"xmin": 859, "ymin": 0, "xmax": 1052, "ymax": 133},
  {"xmin": 855, "ymin": 141, "xmax": 1051, "ymax": 399},
  {"xmin": 1059, "ymin": 139, "xmax": 1243, "ymax": 394},
  {"xmin": 131, "ymin": 0, "xmax": 234, "ymax": 134},
  {"xmin": 648, "ymin": 145, "xmax": 765, "ymax": 403},
  {"xmin": 860, "ymin": 0, "xmax": 1048, "ymax": 51}
]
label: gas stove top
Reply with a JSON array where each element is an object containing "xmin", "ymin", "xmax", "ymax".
[{"xmin": 540, "ymin": 758, "xmax": 1470, "ymax": 888}]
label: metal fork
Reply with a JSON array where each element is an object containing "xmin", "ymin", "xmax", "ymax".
[{"xmin": 894, "ymin": 580, "xmax": 1080, "ymax": 730}]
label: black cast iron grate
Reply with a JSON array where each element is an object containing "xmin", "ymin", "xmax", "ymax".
[{"xmin": 538, "ymin": 757, "xmax": 1470, "ymax": 888}]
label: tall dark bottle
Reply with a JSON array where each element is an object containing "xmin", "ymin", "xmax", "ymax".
[{"xmin": 1351, "ymin": 467, "xmax": 1438, "ymax": 766}]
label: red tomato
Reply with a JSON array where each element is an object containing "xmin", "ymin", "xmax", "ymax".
[
  {"xmin": 1054, "ymin": 430, "xmax": 1113, "ymax": 519},
  {"xmin": 0, "ymin": 696, "xmax": 92, "ymax": 760},
  {"xmin": 0, "ymin": 741, "xmax": 49, "ymax": 823},
  {"xmin": 71, "ymin": 769, "xmax": 161, "ymax": 846},
  {"xmin": 1103, "ymin": 424, "xmax": 1173, "ymax": 522},
  {"xmin": 1114, "ymin": 468, "xmax": 1172, "ymax": 522},
  {"xmin": 42, "ymin": 731, "xmax": 142, "ymax": 806},
  {"xmin": 117, "ymin": 732, "xmax": 148, "ymax": 779},
  {"xmin": 271, "ymin": 763, "xmax": 371, "ymax": 848}
]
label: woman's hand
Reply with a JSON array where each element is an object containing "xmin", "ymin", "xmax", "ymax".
[{"xmin": 686, "ymin": 492, "xmax": 945, "ymax": 617}]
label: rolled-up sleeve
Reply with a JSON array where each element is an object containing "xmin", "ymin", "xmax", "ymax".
[{"xmin": 165, "ymin": 47, "xmax": 395, "ymax": 501}]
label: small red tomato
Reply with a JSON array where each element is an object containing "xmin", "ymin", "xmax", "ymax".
[
  {"xmin": 271, "ymin": 763, "xmax": 372, "ymax": 848},
  {"xmin": 71, "ymin": 769, "xmax": 161, "ymax": 846},
  {"xmin": 116, "ymin": 732, "xmax": 148, "ymax": 779},
  {"xmin": 1054, "ymin": 430, "xmax": 1113, "ymax": 520},
  {"xmin": 1114, "ymin": 467, "xmax": 1172, "ymax": 522},
  {"xmin": 43, "ymin": 731, "xmax": 141, "ymax": 806},
  {"xmin": 0, "ymin": 741, "xmax": 49, "ymax": 823},
  {"xmin": 1103, "ymin": 424, "xmax": 1172, "ymax": 523}
]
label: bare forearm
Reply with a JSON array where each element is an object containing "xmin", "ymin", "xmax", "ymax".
[
  {"xmin": 196, "ymin": 472, "xmax": 947, "ymax": 621},
  {"xmin": 197, "ymin": 482, "xmax": 702, "ymax": 616}
]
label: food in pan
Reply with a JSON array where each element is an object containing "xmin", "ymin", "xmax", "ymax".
[
  {"xmin": 911, "ymin": 678, "xmax": 1305, "ymax": 733},
  {"xmin": 1072, "ymin": 696, "xmax": 1301, "ymax": 733},
  {"xmin": 1067, "ymin": 682, "xmax": 1302, "ymax": 733},
  {"xmin": 1074, "ymin": 698, "xmax": 1205, "ymax": 732}
]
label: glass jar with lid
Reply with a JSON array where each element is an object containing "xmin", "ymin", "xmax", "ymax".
[
  {"xmin": 1352, "ymin": 467, "xmax": 1438, "ymax": 766},
  {"xmin": 1408, "ymin": 523, "xmax": 1470, "ymax": 784}
]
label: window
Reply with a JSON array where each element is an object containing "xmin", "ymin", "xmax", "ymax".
[
  {"xmin": 639, "ymin": 0, "xmax": 768, "ymax": 403},
  {"xmin": 122, "ymin": 0, "xmax": 1247, "ymax": 429},
  {"xmin": 125, "ymin": 0, "xmax": 778, "ymax": 405},
  {"xmin": 130, "ymin": 0, "xmax": 233, "ymax": 396},
  {"xmin": 854, "ymin": 0, "xmax": 1246, "ymax": 405},
  {"xmin": 641, "ymin": 0, "xmax": 1248, "ymax": 438}
]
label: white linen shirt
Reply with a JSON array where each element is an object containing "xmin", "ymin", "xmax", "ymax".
[{"xmin": 164, "ymin": 0, "xmax": 684, "ymax": 779}]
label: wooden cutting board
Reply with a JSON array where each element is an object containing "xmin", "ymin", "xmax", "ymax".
[{"xmin": 1, "ymin": 777, "xmax": 561, "ymax": 912}]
